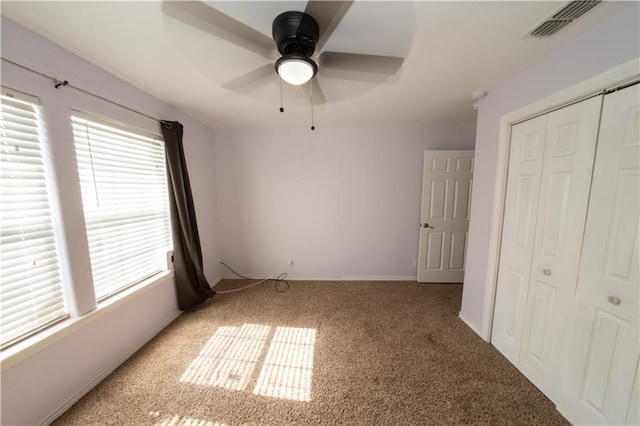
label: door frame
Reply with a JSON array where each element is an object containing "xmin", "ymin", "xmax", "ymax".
[{"xmin": 479, "ymin": 57, "xmax": 640, "ymax": 342}]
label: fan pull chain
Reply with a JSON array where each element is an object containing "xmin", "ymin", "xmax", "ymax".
[
  {"xmin": 310, "ymin": 79, "xmax": 315, "ymax": 131},
  {"xmin": 279, "ymin": 78, "xmax": 284, "ymax": 113}
]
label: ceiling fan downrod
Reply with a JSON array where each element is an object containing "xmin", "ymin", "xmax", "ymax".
[{"xmin": 272, "ymin": 11, "xmax": 318, "ymax": 59}]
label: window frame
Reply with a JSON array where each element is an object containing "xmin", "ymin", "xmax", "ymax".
[
  {"xmin": 70, "ymin": 109, "xmax": 173, "ymax": 302},
  {"xmin": 0, "ymin": 80, "xmax": 175, "ymax": 355},
  {"xmin": 0, "ymin": 86, "xmax": 70, "ymax": 349}
]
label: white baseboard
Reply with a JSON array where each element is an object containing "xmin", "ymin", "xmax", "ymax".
[
  {"xmin": 209, "ymin": 275, "xmax": 223, "ymax": 287},
  {"xmin": 458, "ymin": 312, "xmax": 487, "ymax": 341},
  {"xmin": 39, "ymin": 310, "xmax": 181, "ymax": 426},
  {"xmin": 220, "ymin": 275, "xmax": 417, "ymax": 281},
  {"xmin": 339, "ymin": 276, "xmax": 417, "ymax": 281}
]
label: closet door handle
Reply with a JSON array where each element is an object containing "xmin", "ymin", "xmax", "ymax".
[
  {"xmin": 542, "ymin": 269, "xmax": 551, "ymax": 276},
  {"xmin": 607, "ymin": 296, "xmax": 621, "ymax": 306}
]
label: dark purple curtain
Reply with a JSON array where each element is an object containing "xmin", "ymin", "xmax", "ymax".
[{"xmin": 160, "ymin": 120, "xmax": 214, "ymax": 310}]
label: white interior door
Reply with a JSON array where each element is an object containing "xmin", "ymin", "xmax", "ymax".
[
  {"xmin": 557, "ymin": 84, "xmax": 640, "ymax": 425},
  {"xmin": 417, "ymin": 150, "xmax": 474, "ymax": 283},
  {"xmin": 491, "ymin": 115, "xmax": 547, "ymax": 364},
  {"xmin": 517, "ymin": 96, "xmax": 601, "ymax": 399}
]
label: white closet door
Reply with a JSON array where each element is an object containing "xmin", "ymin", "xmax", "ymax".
[
  {"xmin": 491, "ymin": 115, "xmax": 547, "ymax": 364},
  {"xmin": 517, "ymin": 96, "xmax": 601, "ymax": 399},
  {"xmin": 627, "ymin": 363, "xmax": 639, "ymax": 426},
  {"xmin": 558, "ymin": 84, "xmax": 640, "ymax": 425}
]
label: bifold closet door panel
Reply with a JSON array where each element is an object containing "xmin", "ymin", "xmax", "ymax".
[
  {"xmin": 558, "ymin": 84, "xmax": 640, "ymax": 425},
  {"xmin": 517, "ymin": 96, "xmax": 602, "ymax": 399},
  {"xmin": 627, "ymin": 362, "xmax": 639, "ymax": 426},
  {"xmin": 491, "ymin": 115, "xmax": 547, "ymax": 365}
]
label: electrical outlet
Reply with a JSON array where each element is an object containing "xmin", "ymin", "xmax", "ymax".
[
  {"xmin": 413, "ymin": 259, "xmax": 417, "ymax": 268},
  {"xmin": 288, "ymin": 260, "xmax": 295, "ymax": 266}
]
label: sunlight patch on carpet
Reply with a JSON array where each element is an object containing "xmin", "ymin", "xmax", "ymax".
[
  {"xmin": 252, "ymin": 326, "xmax": 316, "ymax": 402},
  {"xmin": 179, "ymin": 324, "xmax": 316, "ymax": 401},
  {"xmin": 151, "ymin": 412, "xmax": 225, "ymax": 426},
  {"xmin": 179, "ymin": 324, "xmax": 270, "ymax": 390}
]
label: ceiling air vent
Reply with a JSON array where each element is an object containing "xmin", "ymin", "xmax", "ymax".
[{"xmin": 525, "ymin": 0, "xmax": 602, "ymax": 38}]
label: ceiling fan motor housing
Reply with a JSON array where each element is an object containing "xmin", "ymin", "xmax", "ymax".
[{"xmin": 272, "ymin": 11, "xmax": 319, "ymax": 57}]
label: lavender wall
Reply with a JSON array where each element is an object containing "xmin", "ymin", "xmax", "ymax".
[
  {"xmin": 461, "ymin": 3, "xmax": 640, "ymax": 335},
  {"xmin": 1, "ymin": 18, "xmax": 221, "ymax": 425},
  {"xmin": 214, "ymin": 126, "xmax": 476, "ymax": 280}
]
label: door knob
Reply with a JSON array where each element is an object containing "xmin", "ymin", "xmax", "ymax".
[
  {"xmin": 607, "ymin": 296, "xmax": 621, "ymax": 306},
  {"xmin": 543, "ymin": 269, "xmax": 551, "ymax": 276},
  {"xmin": 421, "ymin": 223, "xmax": 434, "ymax": 229}
]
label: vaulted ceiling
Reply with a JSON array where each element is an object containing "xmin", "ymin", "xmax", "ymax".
[{"xmin": 1, "ymin": 1, "xmax": 626, "ymax": 129}]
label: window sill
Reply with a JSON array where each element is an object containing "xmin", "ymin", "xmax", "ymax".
[{"xmin": 0, "ymin": 270, "xmax": 175, "ymax": 371}]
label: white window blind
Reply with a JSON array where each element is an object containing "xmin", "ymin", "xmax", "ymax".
[
  {"xmin": 0, "ymin": 89, "xmax": 68, "ymax": 349},
  {"xmin": 71, "ymin": 114, "xmax": 172, "ymax": 301}
]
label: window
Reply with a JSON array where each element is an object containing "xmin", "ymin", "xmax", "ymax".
[
  {"xmin": 0, "ymin": 88, "xmax": 68, "ymax": 349},
  {"xmin": 71, "ymin": 113, "xmax": 172, "ymax": 300}
]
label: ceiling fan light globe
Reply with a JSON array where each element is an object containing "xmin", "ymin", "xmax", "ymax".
[{"xmin": 276, "ymin": 56, "xmax": 317, "ymax": 86}]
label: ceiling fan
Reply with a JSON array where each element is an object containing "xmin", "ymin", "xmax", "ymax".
[{"xmin": 163, "ymin": 1, "xmax": 404, "ymax": 106}]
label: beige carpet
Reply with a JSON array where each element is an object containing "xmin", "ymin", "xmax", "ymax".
[{"xmin": 53, "ymin": 280, "xmax": 568, "ymax": 425}]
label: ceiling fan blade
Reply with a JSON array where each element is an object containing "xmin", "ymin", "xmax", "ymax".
[
  {"xmin": 221, "ymin": 64, "xmax": 274, "ymax": 93},
  {"xmin": 303, "ymin": 1, "xmax": 353, "ymax": 52},
  {"xmin": 300, "ymin": 78, "xmax": 326, "ymax": 105},
  {"xmin": 319, "ymin": 52, "xmax": 404, "ymax": 74},
  {"xmin": 163, "ymin": 1, "xmax": 276, "ymax": 60}
]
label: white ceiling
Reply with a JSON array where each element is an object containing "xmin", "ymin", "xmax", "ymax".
[{"xmin": 0, "ymin": 1, "xmax": 626, "ymax": 129}]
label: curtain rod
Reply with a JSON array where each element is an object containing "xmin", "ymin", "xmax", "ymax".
[{"xmin": 1, "ymin": 57, "xmax": 163, "ymax": 124}]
